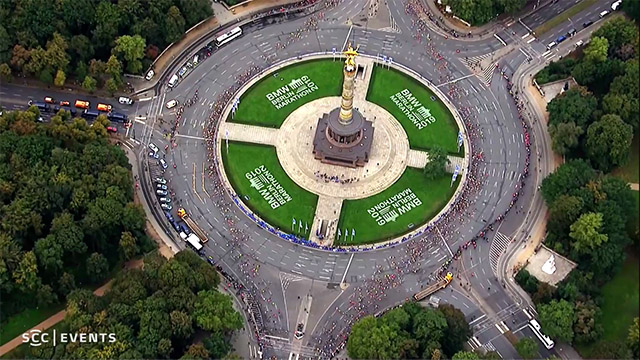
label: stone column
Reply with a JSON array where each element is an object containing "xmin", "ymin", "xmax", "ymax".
[{"xmin": 339, "ymin": 64, "xmax": 356, "ymax": 124}]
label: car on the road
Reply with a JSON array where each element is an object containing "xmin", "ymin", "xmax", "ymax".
[
  {"xmin": 44, "ymin": 96, "xmax": 54, "ymax": 104},
  {"xmin": 599, "ymin": 10, "xmax": 610, "ymax": 18},
  {"xmin": 170, "ymin": 220, "xmax": 181, "ymax": 231},
  {"xmin": 37, "ymin": 116, "xmax": 45, "ymax": 122},
  {"xmin": 52, "ymin": 105, "xmax": 61, "ymax": 113},
  {"xmin": 556, "ymin": 35, "xmax": 566, "ymax": 43},
  {"xmin": 180, "ymin": 224, "xmax": 190, "ymax": 234},
  {"xmin": 161, "ymin": 203, "xmax": 173, "ymax": 211},
  {"xmin": 97, "ymin": 103, "xmax": 112, "ymax": 112},
  {"xmin": 546, "ymin": 41, "xmax": 557, "ymax": 50},
  {"xmin": 156, "ymin": 184, "xmax": 168, "ymax": 190},
  {"xmin": 166, "ymin": 99, "xmax": 178, "ymax": 109},
  {"xmin": 583, "ymin": 20, "xmax": 593, "ymax": 28},
  {"xmin": 159, "ymin": 197, "xmax": 171, "ymax": 203},
  {"xmin": 118, "ymin": 96, "xmax": 133, "ymax": 105},
  {"xmin": 149, "ymin": 151, "xmax": 159, "ymax": 159},
  {"xmin": 159, "ymin": 158, "xmax": 168, "ymax": 169},
  {"xmin": 59, "ymin": 100, "xmax": 70, "ymax": 106},
  {"xmin": 575, "ymin": 40, "xmax": 584, "ymax": 47},
  {"xmin": 156, "ymin": 189, "xmax": 168, "ymax": 196},
  {"xmin": 206, "ymin": 255, "xmax": 215, "ymax": 265},
  {"xmin": 149, "ymin": 143, "xmax": 159, "ymax": 153},
  {"xmin": 106, "ymin": 126, "xmax": 117, "ymax": 133},
  {"xmin": 75, "ymin": 100, "xmax": 90, "ymax": 109},
  {"xmin": 145, "ymin": 69, "xmax": 155, "ymax": 80},
  {"xmin": 165, "ymin": 212, "xmax": 174, "ymax": 222},
  {"xmin": 294, "ymin": 323, "xmax": 304, "ymax": 339},
  {"xmin": 178, "ymin": 66, "xmax": 187, "ymax": 77},
  {"xmin": 168, "ymin": 74, "xmax": 179, "ymax": 88},
  {"xmin": 155, "ymin": 177, "xmax": 167, "ymax": 184},
  {"xmin": 567, "ymin": 28, "xmax": 577, "ymax": 37},
  {"xmin": 611, "ymin": 0, "xmax": 621, "ymax": 10}
]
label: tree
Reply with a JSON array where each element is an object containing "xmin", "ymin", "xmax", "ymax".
[
  {"xmin": 12, "ymin": 251, "xmax": 40, "ymax": 292},
  {"xmin": 514, "ymin": 338, "xmax": 538, "ymax": 359},
  {"xmin": 347, "ymin": 316, "xmax": 408, "ymax": 359},
  {"xmin": 546, "ymin": 88, "xmax": 598, "ymax": 128},
  {"xmin": 622, "ymin": 0, "xmax": 639, "ymax": 22},
  {"xmin": 82, "ymin": 75, "xmax": 97, "ymax": 93},
  {"xmin": 628, "ymin": 317, "xmax": 639, "ymax": 359},
  {"xmin": 584, "ymin": 36, "xmax": 609, "ymax": 63},
  {"xmin": 165, "ymin": 6, "xmax": 186, "ymax": 44},
  {"xmin": 532, "ymin": 282, "xmax": 555, "ymax": 304},
  {"xmin": 170, "ymin": 310, "xmax": 194, "ymax": 339},
  {"xmin": 69, "ymin": 35, "xmax": 94, "ymax": 63},
  {"xmin": 105, "ymin": 55, "xmax": 122, "ymax": 83},
  {"xmin": 0, "ymin": 25, "xmax": 11, "ymax": 63},
  {"xmin": 585, "ymin": 114, "xmax": 633, "ymax": 172},
  {"xmin": 119, "ymin": 232, "xmax": 138, "ymax": 260},
  {"xmin": 593, "ymin": 17, "xmax": 639, "ymax": 58},
  {"xmin": 548, "ymin": 195, "xmax": 584, "ymax": 235},
  {"xmin": 569, "ymin": 212, "xmax": 608, "ymax": 254},
  {"xmin": 0, "ymin": 63, "xmax": 11, "ymax": 82},
  {"xmin": 86, "ymin": 252, "xmax": 109, "ymax": 283},
  {"xmin": 541, "ymin": 160, "xmax": 595, "ymax": 204},
  {"xmin": 45, "ymin": 33, "xmax": 70, "ymax": 72},
  {"xmin": 193, "ymin": 290, "xmax": 243, "ymax": 334},
  {"xmin": 602, "ymin": 93, "xmax": 638, "ymax": 130},
  {"xmin": 58, "ymin": 272, "xmax": 76, "ymax": 296},
  {"xmin": 105, "ymin": 77, "xmax": 118, "ymax": 95},
  {"xmin": 203, "ymin": 332, "xmax": 232, "ymax": 359},
  {"xmin": 413, "ymin": 308, "xmax": 447, "ymax": 344},
  {"xmin": 573, "ymin": 301, "xmax": 602, "ymax": 344},
  {"xmin": 54, "ymin": 69, "xmax": 66, "ymax": 87},
  {"xmin": 181, "ymin": 344, "xmax": 209, "ymax": 360},
  {"xmin": 423, "ymin": 146, "xmax": 449, "ymax": 180},
  {"xmin": 438, "ymin": 304, "xmax": 472, "ymax": 357},
  {"xmin": 452, "ymin": 350, "xmax": 480, "ymax": 360},
  {"xmin": 548, "ymin": 122, "xmax": 583, "ymax": 155},
  {"xmin": 538, "ymin": 299, "xmax": 575, "ymax": 343},
  {"xmin": 114, "ymin": 35, "xmax": 145, "ymax": 74}
]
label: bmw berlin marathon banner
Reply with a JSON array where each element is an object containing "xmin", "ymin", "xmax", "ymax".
[
  {"xmin": 368, "ymin": 188, "xmax": 423, "ymax": 226},
  {"xmin": 245, "ymin": 165, "xmax": 292, "ymax": 209},
  {"xmin": 390, "ymin": 89, "xmax": 437, "ymax": 130},
  {"xmin": 266, "ymin": 76, "xmax": 319, "ymax": 109}
]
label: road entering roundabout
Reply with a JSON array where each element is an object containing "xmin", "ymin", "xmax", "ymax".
[{"xmin": 214, "ymin": 52, "xmax": 469, "ymax": 249}]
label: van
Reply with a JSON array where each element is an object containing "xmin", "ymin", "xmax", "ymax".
[
  {"xmin": 97, "ymin": 103, "xmax": 112, "ymax": 112},
  {"xmin": 611, "ymin": 0, "xmax": 621, "ymax": 10},
  {"xmin": 546, "ymin": 41, "xmax": 557, "ymax": 50},
  {"xmin": 166, "ymin": 99, "xmax": 178, "ymax": 109},
  {"xmin": 168, "ymin": 74, "xmax": 179, "ymax": 87},
  {"xmin": 193, "ymin": 55, "xmax": 199, "ymax": 65},
  {"xmin": 599, "ymin": 10, "xmax": 610, "ymax": 18},
  {"xmin": 75, "ymin": 100, "xmax": 90, "ymax": 109},
  {"xmin": 567, "ymin": 29, "xmax": 577, "ymax": 37}
]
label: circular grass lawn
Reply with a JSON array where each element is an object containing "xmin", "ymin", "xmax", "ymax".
[
  {"xmin": 335, "ymin": 167, "xmax": 460, "ymax": 246},
  {"xmin": 366, "ymin": 65, "xmax": 462, "ymax": 155},
  {"xmin": 230, "ymin": 59, "xmax": 345, "ymax": 128},
  {"xmin": 221, "ymin": 141, "xmax": 318, "ymax": 238}
]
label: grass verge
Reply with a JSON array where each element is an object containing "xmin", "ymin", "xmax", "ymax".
[
  {"xmin": 230, "ymin": 59, "xmax": 343, "ymax": 128},
  {"xmin": 533, "ymin": 0, "xmax": 599, "ymax": 36},
  {"xmin": 0, "ymin": 304, "xmax": 63, "ymax": 346},
  {"xmin": 335, "ymin": 168, "xmax": 459, "ymax": 245},
  {"xmin": 367, "ymin": 66, "xmax": 460, "ymax": 154},
  {"xmin": 221, "ymin": 141, "xmax": 318, "ymax": 237}
]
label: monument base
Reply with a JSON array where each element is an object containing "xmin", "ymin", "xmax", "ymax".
[{"xmin": 312, "ymin": 108, "xmax": 374, "ymax": 168}]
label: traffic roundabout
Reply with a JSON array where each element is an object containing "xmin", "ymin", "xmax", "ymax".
[{"xmin": 211, "ymin": 53, "xmax": 470, "ymax": 248}]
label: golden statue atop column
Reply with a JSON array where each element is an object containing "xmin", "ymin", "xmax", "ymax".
[{"xmin": 339, "ymin": 44, "xmax": 360, "ymax": 124}]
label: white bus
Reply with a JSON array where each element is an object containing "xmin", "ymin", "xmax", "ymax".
[
  {"xmin": 215, "ymin": 27, "xmax": 242, "ymax": 47},
  {"xmin": 528, "ymin": 319, "xmax": 555, "ymax": 350},
  {"xmin": 184, "ymin": 233, "xmax": 203, "ymax": 252}
]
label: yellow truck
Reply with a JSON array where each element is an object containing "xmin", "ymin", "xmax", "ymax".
[{"xmin": 413, "ymin": 272, "xmax": 453, "ymax": 301}]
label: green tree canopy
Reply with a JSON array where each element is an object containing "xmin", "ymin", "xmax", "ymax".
[
  {"xmin": 547, "ymin": 88, "xmax": 598, "ymax": 128},
  {"xmin": 585, "ymin": 114, "xmax": 633, "ymax": 172},
  {"xmin": 538, "ymin": 299, "xmax": 575, "ymax": 343},
  {"xmin": 193, "ymin": 290, "xmax": 243, "ymax": 334},
  {"xmin": 584, "ymin": 36, "xmax": 609, "ymax": 63},
  {"xmin": 423, "ymin": 146, "xmax": 449, "ymax": 180},
  {"xmin": 515, "ymin": 337, "xmax": 538, "ymax": 359},
  {"xmin": 549, "ymin": 121, "xmax": 583, "ymax": 155}
]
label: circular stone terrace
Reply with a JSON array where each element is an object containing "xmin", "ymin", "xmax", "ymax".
[{"xmin": 215, "ymin": 53, "xmax": 470, "ymax": 249}]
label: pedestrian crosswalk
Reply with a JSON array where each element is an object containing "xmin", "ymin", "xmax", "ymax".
[
  {"xmin": 280, "ymin": 273, "xmax": 302, "ymax": 291},
  {"xmin": 542, "ymin": 50, "xmax": 556, "ymax": 61},
  {"xmin": 461, "ymin": 53, "xmax": 495, "ymax": 86},
  {"xmin": 489, "ymin": 231, "xmax": 511, "ymax": 275}
]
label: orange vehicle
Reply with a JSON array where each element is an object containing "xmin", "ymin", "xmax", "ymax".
[
  {"xmin": 74, "ymin": 100, "xmax": 90, "ymax": 109},
  {"xmin": 97, "ymin": 103, "xmax": 112, "ymax": 112}
]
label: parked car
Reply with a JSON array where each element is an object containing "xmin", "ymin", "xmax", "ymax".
[
  {"xmin": 156, "ymin": 189, "xmax": 168, "ymax": 196},
  {"xmin": 294, "ymin": 323, "xmax": 304, "ymax": 339},
  {"xmin": 166, "ymin": 99, "xmax": 178, "ymax": 109},
  {"xmin": 156, "ymin": 184, "xmax": 167, "ymax": 190},
  {"xmin": 178, "ymin": 66, "xmax": 187, "ymax": 77},
  {"xmin": 546, "ymin": 41, "xmax": 557, "ymax": 50},
  {"xmin": 583, "ymin": 20, "xmax": 593, "ymax": 28},
  {"xmin": 97, "ymin": 103, "xmax": 112, "ymax": 112},
  {"xmin": 149, "ymin": 143, "xmax": 159, "ymax": 153},
  {"xmin": 59, "ymin": 100, "xmax": 70, "ymax": 106},
  {"xmin": 155, "ymin": 177, "xmax": 167, "ymax": 184},
  {"xmin": 170, "ymin": 220, "xmax": 181, "ymax": 231},
  {"xmin": 611, "ymin": 0, "xmax": 622, "ymax": 10},
  {"xmin": 145, "ymin": 69, "xmax": 155, "ymax": 80},
  {"xmin": 556, "ymin": 35, "xmax": 566, "ymax": 43},
  {"xmin": 567, "ymin": 28, "xmax": 577, "ymax": 37},
  {"xmin": 44, "ymin": 96, "xmax": 54, "ymax": 104},
  {"xmin": 159, "ymin": 158, "xmax": 168, "ymax": 169},
  {"xmin": 599, "ymin": 10, "xmax": 609, "ymax": 18},
  {"xmin": 575, "ymin": 40, "xmax": 584, "ymax": 47},
  {"xmin": 159, "ymin": 197, "xmax": 172, "ymax": 203},
  {"xmin": 161, "ymin": 203, "xmax": 173, "ymax": 211},
  {"xmin": 149, "ymin": 151, "xmax": 159, "ymax": 159},
  {"xmin": 118, "ymin": 96, "xmax": 133, "ymax": 105},
  {"xmin": 106, "ymin": 126, "xmax": 117, "ymax": 133}
]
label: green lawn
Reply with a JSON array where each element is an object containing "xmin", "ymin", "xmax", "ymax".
[
  {"xmin": 533, "ymin": 0, "xmax": 599, "ymax": 36},
  {"xmin": 230, "ymin": 59, "xmax": 344, "ymax": 128},
  {"xmin": 577, "ymin": 253, "xmax": 639, "ymax": 357},
  {"xmin": 1, "ymin": 322, "xmax": 66, "ymax": 359},
  {"xmin": 0, "ymin": 303, "xmax": 63, "ymax": 346},
  {"xmin": 367, "ymin": 66, "xmax": 460, "ymax": 154},
  {"xmin": 613, "ymin": 131, "xmax": 639, "ymax": 183},
  {"xmin": 221, "ymin": 141, "xmax": 318, "ymax": 237},
  {"xmin": 335, "ymin": 168, "xmax": 459, "ymax": 246}
]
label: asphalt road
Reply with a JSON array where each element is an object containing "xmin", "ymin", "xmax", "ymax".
[{"xmin": 0, "ymin": 0, "xmax": 615, "ymax": 358}]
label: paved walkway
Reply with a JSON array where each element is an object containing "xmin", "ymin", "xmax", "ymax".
[
  {"xmin": 222, "ymin": 122, "xmax": 280, "ymax": 146},
  {"xmin": 311, "ymin": 195, "xmax": 343, "ymax": 246}
]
